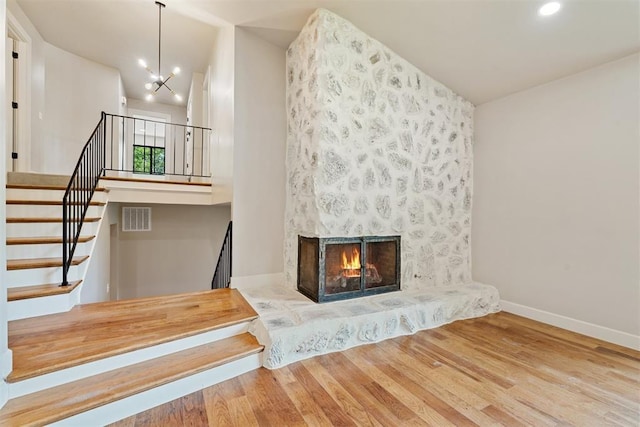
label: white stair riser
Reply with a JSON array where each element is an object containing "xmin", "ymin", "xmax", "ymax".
[
  {"xmin": 6, "ymin": 189, "xmax": 108, "ymax": 203},
  {"xmin": 7, "ymin": 264, "xmax": 84, "ymax": 288},
  {"xmin": 7, "ymin": 241, "xmax": 92, "ymax": 259},
  {"xmin": 7, "ymin": 221, "xmax": 99, "ymax": 238},
  {"xmin": 8, "ymin": 284, "xmax": 82, "ymax": 321},
  {"xmin": 7, "ymin": 205, "xmax": 103, "ymax": 219},
  {"xmin": 52, "ymin": 353, "xmax": 262, "ymax": 427},
  {"xmin": 8, "ymin": 322, "xmax": 252, "ymax": 398}
]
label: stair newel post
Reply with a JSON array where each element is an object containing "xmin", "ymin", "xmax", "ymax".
[
  {"xmin": 62, "ymin": 191, "xmax": 68, "ymax": 286},
  {"xmin": 102, "ymin": 111, "xmax": 107, "ymax": 177}
]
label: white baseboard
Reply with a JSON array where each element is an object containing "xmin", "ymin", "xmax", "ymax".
[
  {"xmin": 231, "ymin": 272, "xmax": 284, "ymax": 289},
  {"xmin": 500, "ymin": 300, "xmax": 640, "ymax": 350},
  {"xmin": 0, "ymin": 381, "xmax": 7, "ymax": 410}
]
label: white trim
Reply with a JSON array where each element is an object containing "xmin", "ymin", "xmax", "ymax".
[
  {"xmin": 0, "ymin": 349, "xmax": 13, "ymax": 409},
  {"xmin": 7, "ymin": 285, "xmax": 82, "ymax": 321},
  {"xmin": 51, "ymin": 353, "xmax": 262, "ymax": 426},
  {"xmin": 231, "ymin": 272, "xmax": 284, "ymax": 289},
  {"xmin": 9, "ymin": 322, "xmax": 250, "ymax": 398},
  {"xmin": 0, "ymin": 381, "xmax": 7, "ymax": 410},
  {"xmin": 500, "ymin": 300, "xmax": 640, "ymax": 350}
]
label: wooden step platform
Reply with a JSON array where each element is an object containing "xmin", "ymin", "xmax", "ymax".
[
  {"xmin": 100, "ymin": 176, "xmax": 212, "ymax": 187},
  {"xmin": 7, "ymin": 256, "xmax": 89, "ymax": 271},
  {"xmin": 7, "ymin": 184, "xmax": 107, "ymax": 192},
  {"xmin": 0, "ymin": 333, "xmax": 262, "ymax": 427},
  {"xmin": 7, "ymin": 235, "xmax": 95, "ymax": 245},
  {"xmin": 8, "ymin": 280, "xmax": 82, "ymax": 301},
  {"xmin": 6, "ymin": 199, "xmax": 106, "ymax": 206},
  {"xmin": 6, "ymin": 217, "xmax": 101, "ymax": 223},
  {"xmin": 8, "ymin": 288, "xmax": 258, "ymax": 382}
]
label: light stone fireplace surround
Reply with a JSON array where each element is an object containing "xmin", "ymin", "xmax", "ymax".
[
  {"xmin": 237, "ymin": 8, "xmax": 500, "ymax": 369},
  {"xmin": 284, "ymin": 9, "xmax": 475, "ymax": 292}
]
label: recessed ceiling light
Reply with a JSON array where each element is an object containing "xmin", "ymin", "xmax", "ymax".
[{"xmin": 539, "ymin": 2, "xmax": 561, "ymax": 16}]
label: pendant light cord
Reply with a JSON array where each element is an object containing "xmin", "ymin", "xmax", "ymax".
[{"xmin": 156, "ymin": 1, "xmax": 165, "ymax": 82}]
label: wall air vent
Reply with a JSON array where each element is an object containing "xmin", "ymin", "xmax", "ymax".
[{"xmin": 122, "ymin": 207, "xmax": 152, "ymax": 232}]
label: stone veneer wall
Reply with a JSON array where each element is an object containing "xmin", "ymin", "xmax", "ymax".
[{"xmin": 284, "ymin": 9, "xmax": 475, "ymax": 291}]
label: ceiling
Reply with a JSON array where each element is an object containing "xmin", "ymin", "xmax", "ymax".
[{"xmin": 15, "ymin": 0, "xmax": 640, "ymax": 106}]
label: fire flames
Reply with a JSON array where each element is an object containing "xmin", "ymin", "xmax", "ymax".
[{"xmin": 341, "ymin": 248, "xmax": 361, "ymax": 278}]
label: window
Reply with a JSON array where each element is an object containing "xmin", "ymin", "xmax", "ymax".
[
  {"xmin": 131, "ymin": 113, "xmax": 168, "ymax": 175},
  {"xmin": 133, "ymin": 145, "xmax": 165, "ymax": 175}
]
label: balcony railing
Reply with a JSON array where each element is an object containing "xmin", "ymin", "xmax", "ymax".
[
  {"xmin": 62, "ymin": 112, "xmax": 213, "ymax": 286},
  {"xmin": 103, "ymin": 113, "xmax": 212, "ymax": 178}
]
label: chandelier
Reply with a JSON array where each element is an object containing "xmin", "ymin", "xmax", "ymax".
[{"xmin": 138, "ymin": 1, "xmax": 182, "ymax": 102}]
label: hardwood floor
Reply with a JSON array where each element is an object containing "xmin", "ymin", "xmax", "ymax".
[{"xmin": 110, "ymin": 312, "xmax": 640, "ymax": 426}]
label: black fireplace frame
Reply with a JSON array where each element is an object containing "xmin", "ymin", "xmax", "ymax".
[{"xmin": 297, "ymin": 235, "xmax": 401, "ymax": 303}]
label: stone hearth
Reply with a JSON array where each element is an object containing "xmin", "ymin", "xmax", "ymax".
[{"xmin": 237, "ymin": 281, "xmax": 500, "ymax": 369}]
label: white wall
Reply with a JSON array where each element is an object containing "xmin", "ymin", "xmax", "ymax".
[
  {"xmin": 118, "ymin": 76, "xmax": 126, "ymax": 116},
  {"xmin": 81, "ymin": 204, "xmax": 117, "ymax": 304},
  {"xmin": 232, "ymin": 28, "xmax": 286, "ymax": 279},
  {"xmin": 1, "ymin": 0, "xmax": 11, "ymax": 409},
  {"xmin": 127, "ymin": 98, "xmax": 187, "ymax": 125},
  {"xmin": 474, "ymin": 54, "xmax": 640, "ymax": 345},
  {"xmin": 113, "ymin": 203, "xmax": 231, "ymax": 299},
  {"xmin": 188, "ymin": 72, "xmax": 204, "ymax": 127},
  {"xmin": 208, "ymin": 25, "xmax": 234, "ymax": 202},
  {"xmin": 37, "ymin": 42, "xmax": 120, "ymax": 174}
]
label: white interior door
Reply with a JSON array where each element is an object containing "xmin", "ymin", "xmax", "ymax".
[{"xmin": 6, "ymin": 37, "xmax": 14, "ymax": 173}]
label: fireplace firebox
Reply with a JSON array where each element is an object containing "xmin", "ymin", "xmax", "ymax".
[{"xmin": 297, "ymin": 235, "xmax": 401, "ymax": 303}]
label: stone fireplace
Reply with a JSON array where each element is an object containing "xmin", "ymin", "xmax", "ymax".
[
  {"xmin": 236, "ymin": 9, "xmax": 501, "ymax": 370},
  {"xmin": 298, "ymin": 235, "xmax": 400, "ymax": 302},
  {"xmin": 284, "ymin": 9, "xmax": 475, "ymax": 295}
]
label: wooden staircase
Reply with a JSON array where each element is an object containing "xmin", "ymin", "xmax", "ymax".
[
  {"xmin": 0, "ymin": 289, "xmax": 263, "ymax": 426},
  {"xmin": 1, "ymin": 173, "xmax": 264, "ymax": 424},
  {"xmin": 5, "ymin": 181, "xmax": 107, "ymax": 321}
]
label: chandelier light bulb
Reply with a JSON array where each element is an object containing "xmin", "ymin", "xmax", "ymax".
[
  {"xmin": 145, "ymin": 93, "xmax": 154, "ymax": 102},
  {"xmin": 174, "ymin": 93, "xmax": 182, "ymax": 102},
  {"xmin": 538, "ymin": 2, "xmax": 561, "ymax": 16},
  {"xmin": 138, "ymin": 58, "xmax": 147, "ymax": 68},
  {"xmin": 159, "ymin": 75, "xmax": 164, "ymax": 81},
  {"xmin": 144, "ymin": 82, "xmax": 153, "ymax": 90},
  {"xmin": 173, "ymin": 67, "xmax": 181, "ymax": 75}
]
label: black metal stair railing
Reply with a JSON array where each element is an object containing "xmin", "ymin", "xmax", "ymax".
[
  {"xmin": 212, "ymin": 221, "xmax": 232, "ymax": 289},
  {"xmin": 62, "ymin": 112, "xmax": 214, "ymax": 286},
  {"xmin": 62, "ymin": 112, "xmax": 106, "ymax": 286}
]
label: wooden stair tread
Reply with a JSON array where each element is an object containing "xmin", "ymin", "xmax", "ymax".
[
  {"xmin": 7, "ymin": 256, "xmax": 89, "ymax": 270},
  {"xmin": 8, "ymin": 281, "xmax": 83, "ymax": 301},
  {"xmin": 100, "ymin": 176, "xmax": 212, "ymax": 187},
  {"xmin": 7, "ymin": 217, "xmax": 101, "ymax": 223},
  {"xmin": 8, "ymin": 288, "xmax": 258, "ymax": 382},
  {"xmin": 7, "ymin": 199, "xmax": 106, "ymax": 206},
  {"xmin": 7, "ymin": 235, "xmax": 95, "ymax": 245},
  {"xmin": 7, "ymin": 184, "xmax": 106, "ymax": 191},
  {"xmin": 0, "ymin": 333, "xmax": 263, "ymax": 427}
]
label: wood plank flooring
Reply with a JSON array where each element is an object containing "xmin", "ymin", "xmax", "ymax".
[
  {"xmin": 100, "ymin": 176, "xmax": 212, "ymax": 187},
  {"xmin": 7, "ymin": 255, "xmax": 89, "ymax": 270},
  {"xmin": 8, "ymin": 280, "xmax": 82, "ymax": 301},
  {"xmin": 111, "ymin": 312, "xmax": 640, "ymax": 427},
  {"xmin": 8, "ymin": 288, "xmax": 258, "ymax": 382},
  {"xmin": 7, "ymin": 235, "xmax": 95, "ymax": 245}
]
